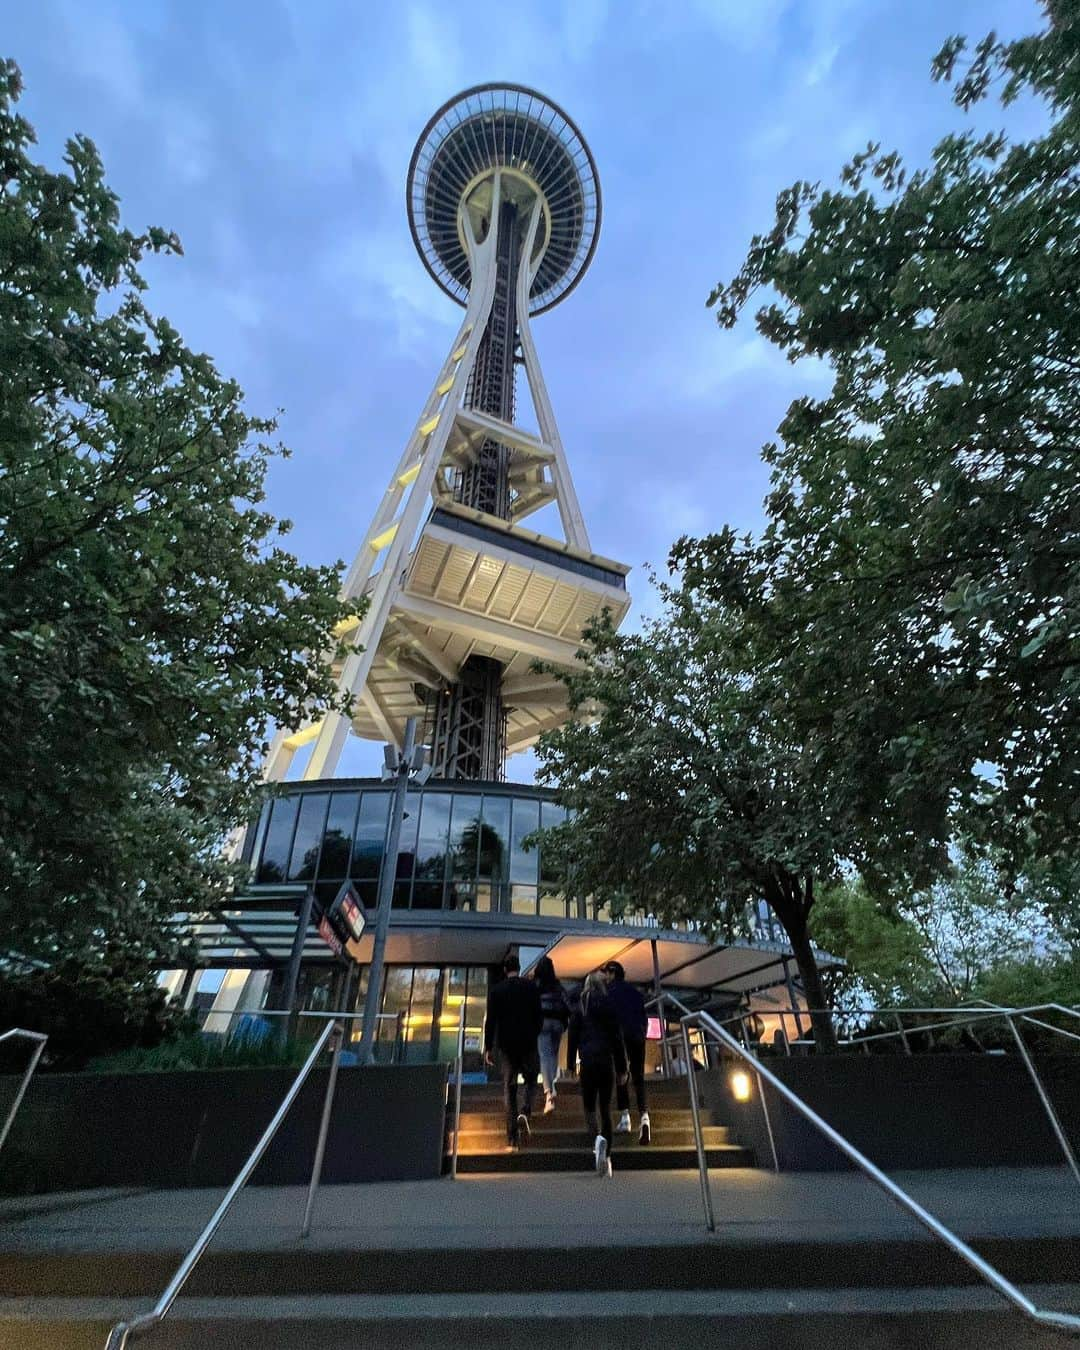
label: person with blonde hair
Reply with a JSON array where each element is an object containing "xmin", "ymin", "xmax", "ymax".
[{"xmin": 569, "ymin": 969, "xmax": 627, "ymax": 1176}]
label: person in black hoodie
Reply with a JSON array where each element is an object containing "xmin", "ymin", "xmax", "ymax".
[
  {"xmin": 602, "ymin": 960, "xmax": 651, "ymax": 1144},
  {"xmin": 570, "ymin": 970, "xmax": 627, "ymax": 1176},
  {"xmin": 484, "ymin": 953, "xmax": 543, "ymax": 1148}
]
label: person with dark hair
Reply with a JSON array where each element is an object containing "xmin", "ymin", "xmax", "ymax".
[
  {"xmin": 484, "ymin": 953, "xmax": 543, "ymax": 1148},
  {"xmin": 602, "ymin": 960, "xmax": 650, "ymax": 1144},
  {"xmin": 569, "ymin": 970, "xmax": 627, "ymax": 1177},
  {"xmin": 532, "ymin": 955, "xmax": 569, "ymax": 1114}
]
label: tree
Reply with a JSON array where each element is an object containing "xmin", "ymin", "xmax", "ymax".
[
  {"xmin": 815, "ymin": 850, "xmax": 1056, "ymax": 1008},
  {"xmin": 535, "ymin": 581, "xmax": 851, "ymax": 1051},
  {"xmin": 703, "ymin": 3, "xmax": 1080, "ymax": 882},
  {"xmin": 0, "ymin": 61, "xmax": 352, "ymax": 1037}
]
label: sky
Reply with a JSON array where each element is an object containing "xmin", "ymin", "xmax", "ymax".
[{"xmin": 8, "ymin": 0, "xmax": 1048, "ymax": 781}]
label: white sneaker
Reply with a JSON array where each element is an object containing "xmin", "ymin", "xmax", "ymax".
[
  {"xmin": 639, "ymin": 1112, "xmax": 651, "ymax": 1145},
  {"xmin": 593, "ymin": 1134, "xmax": 609, "ymax": 1176},
  {"xmin": 615, "ymin": 1110, "xmax": 632, "ymax": 1134},
  {"xmin": 543, "ymin": 1093, "xmax": 556, "ymax": 1115}
]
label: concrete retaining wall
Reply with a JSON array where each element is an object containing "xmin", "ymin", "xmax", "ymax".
[
  {"xmin": 0, "ymin": 1062, "xmax": 447, "ymax": 1195},
  {"xmin": 699, "ymin": 1054, "xmax": 1080, "ymax": 1171}
]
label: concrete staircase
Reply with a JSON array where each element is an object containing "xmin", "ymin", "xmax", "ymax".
[
  {"xmin": 451, "ymin": 1075, "xmax": 754, "ymax": 1172},
  {"xmin": 3, "ymin": 1227, "xmax": 1079, "ymax": 1347}
]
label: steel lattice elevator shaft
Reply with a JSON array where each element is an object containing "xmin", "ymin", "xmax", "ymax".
[{"xmin": 426, "ymin": 199, "xmax": 521, "ymax": 780}]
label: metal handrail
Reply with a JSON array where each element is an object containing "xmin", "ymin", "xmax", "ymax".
[
  {"xmin": 680, "ymin": 1009, "xmax": 1080, "ymax": 1338},
  {"xmin": 449, "ymin": 1001, "xmax": 466, "ymax": 1179},
  {"xmin": 104, "ymin": 1018, "xmax": 342, "ymax": 1349},
  {"xmin": 0, "ymin": 1028, "xmax": 48, "ymax": 1152}
]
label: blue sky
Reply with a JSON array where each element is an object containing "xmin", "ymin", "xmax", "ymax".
[{"xmin": 9, "ymin": 0, "xmax": 1047, "ymax": 780}]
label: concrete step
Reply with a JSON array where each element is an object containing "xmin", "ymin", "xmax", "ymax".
[
  {"xmin": 454, "ymin": 1143, "xmax": 755, "ymax": 1172},
  {"xmin": 6, "ymin": 1286, "xmax": 1080, "ymax": 1349},
  {"xmin": 456, "ymin": 1126, "xmax": 734, "ymax": 1150},
  {"xmin": 456, "ymin": 1107, "xmax": 699, "ymax": 1130},
  {"xmin": 5, "ymin": 1234, "xmax": 1078, "ymax": 1299}
]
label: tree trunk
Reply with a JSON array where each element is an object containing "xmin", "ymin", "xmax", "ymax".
[{"xmin": 784, "ymin": 912, "xmax": 838, "ymax": 1054}]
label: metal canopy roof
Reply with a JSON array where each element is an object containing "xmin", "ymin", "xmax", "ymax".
[{"xmin": 531, "ymin": 928, "xmax": 842, "ymax": 996}]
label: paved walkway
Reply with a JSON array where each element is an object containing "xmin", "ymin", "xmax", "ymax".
[{"xmin": 1, "ymin": 1167, "xmax": 1077, "ymax": 1254}]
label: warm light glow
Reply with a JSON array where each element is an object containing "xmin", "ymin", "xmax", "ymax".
[
  {"xmin": 369, "ymin": 522, "xmax": 400, "ymax": 552},
  {"xmin": 730, "ymin": 1070, "xmax": 752, "ymax": 1102},
  {"xmin": 419, "ymin": 413, "xmax": 440, "ymax": 436},
  {"xmin": 397, "ymin": 462, "xmax": 422, "ymax": 487},
  {"xmin": 436, "ymin": 375, "xmax": 454, "ymax": 395},
  {"xmin": 282, "ymin": 720, "xmax": 323, "ymax": 751},
  {"xmin": 451, "ymin": 344, "xmax": 467, "ymax": 362}
]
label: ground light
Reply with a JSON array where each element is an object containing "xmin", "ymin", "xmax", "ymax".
[{"xmin": 730, "ymin": 1069, "xmax": 753, "ymax": 1102}]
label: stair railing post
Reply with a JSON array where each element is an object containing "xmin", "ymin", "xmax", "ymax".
[
  {"xmin": 681, "ymin": 1018, "xmax": 715, "ymax": 1233},
  {"xmin": 300, "ymin": 1023, "xmax": 343, "ymax": 1238},
  {"xmin": 1005, "ymin": 1012, "xmax": 1080, "ymax": 1187},
  {"xmin": 450, "ymin": 1000, "xmax": 466, "ymax": 1179}
]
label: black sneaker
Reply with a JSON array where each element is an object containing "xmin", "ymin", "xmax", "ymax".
[{"xmin": 517, "ymin": 1112, "xmax": 531, "ymax": 1145}]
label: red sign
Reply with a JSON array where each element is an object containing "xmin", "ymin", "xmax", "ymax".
[
  {"xmin": 318, "ymin": 914, "xmax": 343, "ymax": 956},
  {"xmin": 646, "ymin": 1016, "xmax": 663, "ymax": 1042}
]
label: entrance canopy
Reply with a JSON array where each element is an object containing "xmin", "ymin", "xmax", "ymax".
[{"xmin": 532, "ymin": 927, "xmax": 840, "ymax": 998}]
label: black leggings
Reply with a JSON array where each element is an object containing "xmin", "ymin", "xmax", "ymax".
[
  {"xmin": 580, "ymin": 1058, "xmax": 615, "ymax": 1145},
  {"xmin": 616, "ymin": 1037, "xmax": 647, "ymax": 1114}
]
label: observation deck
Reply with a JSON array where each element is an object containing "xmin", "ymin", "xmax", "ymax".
[{"xmin": 407, "ymin": 83, "xmax": 601, "ymax": 314}]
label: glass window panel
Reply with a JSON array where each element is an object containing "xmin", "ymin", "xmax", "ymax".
[
  {"xmin": 350, "ymin": 792, "xmax": 391, "ymax": 879},
  {"xmin": 413, "ymin": 793, "xmax": 452, "ymax": 889},
  {"xmin": 317, "ymin": 792, "xmax": 360, "ymax": 880},
  {"xmin": 411, "ymin": 882, "xmax": 444, "ymax": 910},
  {"xmin": 473, "ymin": 883, "xmax": 493, "ymax": 913},
  {"xmin": 478, "ymin": 795, "xmax": 510, "ymax": 881},
  {"xmin": 396, "ymin": 791, "xmax": 421, "ymax": 882},
  {"xmin": 446, "ymin": 880, "xmax": 477, "ymax": 912},
  {"xmin": 539, "ymin": 889, "xmax": 568, "ymax": 918},
  {"xmin": 245, "ymin": 801, "xmax": 272, "ymax": 880},
  {"xmin": 539, "ymin": 801, "xmax": 568, "ymax": 887},
  {"xmin": 510, "ymin": 884, "xmax": 538, "ymax": 915},
  {"xmin": 257, "ymin": 795, "xmax": 300, "ymax": 883},
  {"xmin": 288, "ymin": 794, "xmax": 329, "ymax": 880},
  {"xmin": 509, "ymin": 797, "xmax": 540, "ymax": 884},
  {"xmin": 448, "ymin": 794, "xmax": 483, "ymax": 882},
  {"xmin": 404, "ymin": 967, "xmax": 439, "ymax": 1063}
]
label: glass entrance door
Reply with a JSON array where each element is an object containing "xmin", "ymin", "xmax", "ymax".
[{"xmin": 359, "ymin": 965, "xmax": 489, "ymax": 1065}]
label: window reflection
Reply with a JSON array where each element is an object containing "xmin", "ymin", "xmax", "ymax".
[
  {"xmin": 316, "ymin": 792, "xmax": 359, "ymax": 880},
  {"xmin": 350, "ymin": 794, "xmax": 390, "ymax": 879},
  {"xmin": 509, "ymin": 797, "xmax": 540, "ymax": 884},
  {"xmin": 257, "ymin": 796, "xmax": 300, "ymax": 883},
  {"xmin": 447, "ymin": 794, "xmax": 482, "ymax": 910},
  {"xmin": 254, "ymin": 785, "xmax": 595, "ymax": 923},
  {"xmin": 412, "ymin": 793, "xmax": 450, "ymax": 909}
]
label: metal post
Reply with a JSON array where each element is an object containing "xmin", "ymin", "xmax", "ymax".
[
  {"xmin": 0, "ymin": 1031, "xmax": 47, "ymax": 1153},
  {"xmin": 450, "ymin": 1000, "xmax": 466, "ymax": 1179},
  {"xmin": 281, "ymin": 887, "xmax": 315, "ymax": 1042},
  {"xmin": 755, "ymin": 1067, "xmax": 780, "ymax": 1172},
  {"xmin": 1005, "ymin": 1014, "xmax": 1080, "ymax": 1187},
  {"xmin": 782, "ymin": 958, "xmax": 805, "ymax": 1041},
  {"xmin": 358, "ymin": 716, "xmax": 417, "ymax": 1064},
  {"xmin": 651, "ymin": 940, "xmax": 671, "ymax": 1078},
  {"xmin": 300, "ymin": 1025, "xmax": 343, "ymax": 1238},
  {"xmin": 177, "ymin": 966, "xmax": 197, "ymax": 1010},
  {"xmin": 681, "ymin": 1021, "xmax": 715, "ymax": 1232}
]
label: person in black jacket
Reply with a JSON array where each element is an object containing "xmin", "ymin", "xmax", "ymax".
[
  {"xmin": 602, "ymin": 960, "xmax": 651, "ymax": 1144},
  {"xmin": 569, "ymin": 970, "xmax": 627, "ymax": 1176},
  {"xmin": 484, "ymin": 953, "xmax": 543, "ymax": 1147}
]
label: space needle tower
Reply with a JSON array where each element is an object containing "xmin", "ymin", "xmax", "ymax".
[{"xmin": 266, "ymin": 85, "xmax": 630, "ymax": 784}]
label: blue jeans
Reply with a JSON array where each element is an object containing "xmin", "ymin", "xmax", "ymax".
[{"xmin": 538, "ymin": 1023, "xmax": 563, "ymax": 1095}]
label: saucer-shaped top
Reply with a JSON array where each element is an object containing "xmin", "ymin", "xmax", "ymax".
[{"xmin": 407, "ymin": 84, "xmax": 601, "ymax": 315}]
